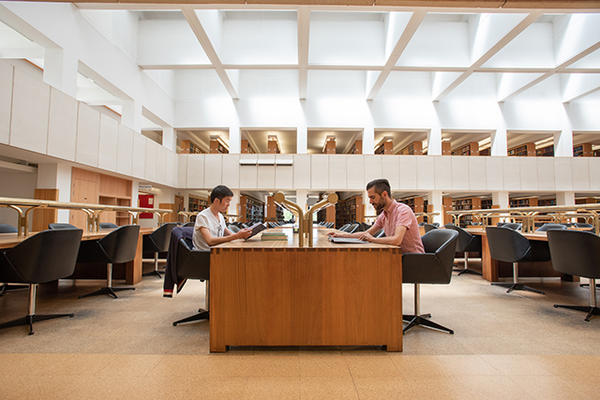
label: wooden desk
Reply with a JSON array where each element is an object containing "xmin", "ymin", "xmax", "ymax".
[
  {"xmin": 0, "ymin": 228, "xmax": 153, "ymax": 285},
  {"xmin": 209, "ymin": 228, "xmax": 403, "ymax": 352}
]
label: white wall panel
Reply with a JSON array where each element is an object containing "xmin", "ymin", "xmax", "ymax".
[
  {"xmin": 75, "ymin": 103, "xmax": 100, "ymax": 167},
  {"xmin": 222, "ymin": 154, "xmax": 240, "ymax": 188},
  {"xmin": 257, "ymin": 154, "xmax": 275, "ymax": 189},
  {"xmin": 204, "ymin": 154, "xmax": 223, "ymax": 189},
  {"xmin": 536, "ymin": 157, "xmax": 555, "ymax": 191},
  {"xmin": 590, "ymin": 158, "xmax": 600, "ymax": 190},
  {"xmin": 166, "ymin": 150, "xmax": 177, "ymax": 187},
  {"xmin": 157, "ymin": 147, "xmax": 168, "ymax": 185},
  {"xmin": 328, "ymin": 155, "xmax": 347, "ymax": 190},
  {"xmin": 0, "ymin": 62, "xmax": 13, "ymax": 144},
  {"xmin": 47, "ymin": 88, "xmax": 77, "ymax": 161},
  {"xmin": 571, "ymin": 157, "xmax": 590, "ymax": 191},
  {"xmin": 433, "ymin": 156, "xmax": 452, "ymax": 190},
  {"xmin": 364, "ymin": 156, "xmax": 382, "ymax": 184},
  {"xmin": 144, "ymin": 140, "xmax": 158, "ymax": 182},
  {"xmin": 10, "ymin": 68, "xmax": 49, "ymax": 154},
  {"xmin": 398, "ymin": 156, "xmax": 417, "ymax": 190},
  {"xmin": 346, "ymin": 156, "xmax": 365, "ymax": 191},
  {"xmin": 451, "ymin": 157, "xmax": 469, "ymax": 191},
  {"xmin": 519, "ymin": 157, "xmax": 538, "ymax": 191},
  {"xmin": 98, "ymin": 114, "xmax": 118, "ymax": 172},
  {"xmin": 132, "ymin": 133, "xmax": 146, "ymax": 179},
  {"xmin": 187, "ymin": 155, "xmax": 204, "ymax": 188},
  {"xmin": 177, "ymin": 154, "xmax": 188, "ymax": 188},
  {"xmin": 502, "ymin": 157, "xmax": 520, "ymax": 191},
  {"xmin": 468, "ymin": 157, "xmax": 487, "ymax": 191},
  {"xmin": 416, "ymin": 156, "xmax": 434, "ymax": 190},
  {"xmin": 275, "ymin": 165, "xmax": 293, "ymax": 190},
  {"xmin": 311, "ymin": 155, "xmax": 328, "ymax": 190},
  {"xmin": 554, "ymin": 158, "xmax": 572, "ymax": 191},
  {"xmin": 293, "ymin": 155, "xmax": 310, "ymax": 189},
  {"xmin": 117, "ymin": 125, "xmax": 134, "ymax": 176},
  {"xmin": 485, "ymin": 157, "xmax": 503, "ymax": 190},
  {"xmin": 381, "ymin": 156, "xmax": 400, "ymax": 190}
]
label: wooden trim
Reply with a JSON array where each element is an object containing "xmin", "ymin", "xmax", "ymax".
[{"xmin": 32, "ymin": 189, "xmax": 59, "ymax": 232}]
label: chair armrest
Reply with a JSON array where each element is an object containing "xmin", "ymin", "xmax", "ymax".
[
  {"xmin": 402, "ymin": 253, "xmax": 451, "ymax": 285},
  {"xmin": 176, "ymin": 239, "xmax": 210, "ymax": 280}
]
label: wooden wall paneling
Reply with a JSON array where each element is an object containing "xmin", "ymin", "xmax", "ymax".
[
  {"xmin": 47, "ymin": 88, "xmax": 78, "ymax": 161},
  {"xmin": 32, "ymin": 189, "xmax": 59, "ymax": 232},
  {"xmin": 9, "ymin": 68, "xmax": 50, "ymax": 154},
  {"xmin": 0, "ymin": 61, "xmax": 13, "ymax": 144},
  {"xmin": 70, "ymin": 167, "xmax": 100, "ymax": 230}
]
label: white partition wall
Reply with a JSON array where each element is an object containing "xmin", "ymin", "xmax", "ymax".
[
  {"xmin": 47, "ymin": 88, "xmax": 78, "ymax": 161},
  {"xmin": 0, "ymin": 62, "xmax": 13, "ymax": 145}
]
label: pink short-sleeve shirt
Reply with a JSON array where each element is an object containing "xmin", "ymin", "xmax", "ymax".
[{"xmin": 372, "ymin": 200, "xmax": 424, "ymax": 253}]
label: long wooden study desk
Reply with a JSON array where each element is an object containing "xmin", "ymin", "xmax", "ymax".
[
  {"xmin": 0, "ymin": 227, "xmax": 154, "ymax": 284},
  {"xmin": 209, "ymin": 228, "xmax": 403, "ymax": 352}
]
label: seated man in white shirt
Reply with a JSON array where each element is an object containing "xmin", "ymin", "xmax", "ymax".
[{"xmin": 192, "ymin": 185, "xmax": 252, "ymax": 250}]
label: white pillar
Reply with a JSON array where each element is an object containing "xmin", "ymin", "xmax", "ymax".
[
  {"xmin": 556, "ymin": 191, "xmax": 575, "ymax": 206},
  {"xmin": 36, "ymin": 163, "xmax": 72, "ymax": 223},
  {"xmin": 122, "ymin": 99, "xmax": 143, "ymax": 133},
  {"xmin": 183, "ymin": 191, "xmax": 190, "ymax": 212},
  {"xmin": 428, "ymin": 190, "xmax": 443, "ymax": 225},
  {"xmin": 229, "ymin": 125, "xmax": 241, "ymax": 154},
  {"xmin": 297, "ymin": 125, "xmax": 307, "ymax": 154},
  {"xmin": 492, "ymin": 191, "xmax": 509, "ymax": 208},
  {"xmin": 43, "ymin": 48, "xmax": 78, "ymax": 98},
  {"xmin": 131, "ymin": 181, "xmax": 139, "ymax": 208},
  {"xmin": 555, "ymin": 104, "xmax": 574, "ymax": 157},
  {"xmin": 162, "ymin": 126, "xmax": 176, "ymax": 152},
  {"xmin": 491, "ymin": 128, "xmax": 508, "ymax": 156},
  {"xmin": 362, "ymin": 126, "xmax": 375, "ymax": 155},
  {"xmin": 427, "ymin": 127, "xmax": 442, "ymax": 156}
]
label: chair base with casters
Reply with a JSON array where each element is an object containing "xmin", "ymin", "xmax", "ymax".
[
  {"xmin": 491, "ymin": 262, "xmax": 544, "ymax": 294},
  {"xmin": 554, "ymin": 278, "xmax": 599, "ymax": 322},
  {"xmin": 173, "ymin": 280, "xmax": 209, "ymax": 326},
  {"xmin": 142, "ymin": 251, "xmax": 165, "ymax": 279},
  {"xmin": 453, "ymin": 251, "xmax": 482, "ymax": 276},
  {"xmin": 78, "ymin": 263, "xmax": 135, "ymax": 299},
  {"xmin": 0, "ymin": 284, "xmax": 73, "ymax": 335},
  {"xmin": 402, "ymin": 284, "xmax": 454, "ymax": 335}
]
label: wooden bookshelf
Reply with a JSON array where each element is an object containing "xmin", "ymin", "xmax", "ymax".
[
  {"xmin": 266, "ymin": 196, "xmax": 284, "ymax": 222},
  {"xmin": 350, "ymin": 140, "xmax": 362, "ymax": 154},
  {"xmin": 573, "ymin": 143, "xmax": 592, "ymax": 157},
  {"xmin": 239, "ymin": 195, "xmax": 264, "ymax": 223},
  {"xmin": 479, "ymin": 148, "xmax": 490, "ymax": 156},
  {"xmin": 441, "ymin": 141, "xmax": 452, "ymax": 155},
  {"xmin": 209, "ymin": 138, "xmax": 229, "ymax": 154},
  {"xmin": 398, "ymin": 141, "xmax": 423, "ymax": 155},
  {"xmin": 189, "ymin": 196, "xmax": 209, "ymax": 213},
  {"xmin": 508, "ymin": 143, "xmax": 535, "ymax": 157},
  {"xmin": 335, "ymin": 195, "xmax": 364, "ymax": 227},
  {"xmin": 536, "ymin": 145, "xmax": 554, "ymax": 157},
  {"xmin": 451, "ymin": 197, "xmax": 482, "ymax": 226},
  {"xmin": 451, "ymin": 142, "xmax": 479, "ymax": 156},
  {"xmin": 442, "ymin": 196, "xmax": 453, "ymax": 225},
  {"xmin": 537, "ymin": 198, "xmax": 556, "ymax": 207},
  {"xmin": 375, "ymin": 140, "xmax": 392, "ymax": 155},
  {"xmin": 510, "ymin": 197, "xmax": 538, "ymax": 208}
]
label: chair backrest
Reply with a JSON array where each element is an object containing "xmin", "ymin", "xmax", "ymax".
[
  {"xmin": 346, "ymin": 223, "xmax": 359, "ymax": 233},
  {"xmin": 422, "ymin": 229, "xmax": 459, "ymax": 264},
  {"xmin": 547, "ymin": 230, "xmax": 600, "ymax": 279},
  {"xmin": 423, "ymin": 223, "xmax": 438, "ymax": 233},
  {"xmin": 407, "ymin": 229, "xmax": 458, "ymax": 284},
  {"xmin": 48, "ymin": 223, "xmax": 78, "ymax": 230},
  {"xmin": 149, "ymin": 223, "xmax": 177, "ymax": 253},
  {"xmin": 2, "ymin": 229, "xmax": 83, "ymax": 283},
  {"xmin": 485, "ymin": 226, "xmax": 530, "ymax": 263},
  {"xmin": 535, "ymin": 223, "xmax": 567, "ymax": 232},
  {"xmin": 374, "ymin": 229, "xmax": 385, "ymax": 238},
  {"xmin": 444, "ymin": 224, "xmax": 474, "ymax": 252},
  {"xmin": 99, "ymin": 222, "xmax": 118, "ymax": 230},
  {"xmin": 502, "ymin": 223, "xmax": 522, "ymax": 231},
  {"xmin": 0, "ymin": 224, "xmax": 17, "ymax": 233},
  {"xmin": 228, "ymin": 224, "xmax": 240, "ymax": 233},
  {"xmin": 182, "ymin": 222, "xmax": 194, "ymax": 227},
  {"xmin": 176, "ymin": 237, "xmax": 210, "ymax": 280},
  {"xmin": 338, "ymin": 224, "xmax": 350, "ymax": 232},
  {"xmin": 98, "ymin": 225, "xmax": 140, "ymax": 264}
]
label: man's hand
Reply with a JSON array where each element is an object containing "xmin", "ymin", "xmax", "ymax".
[
  {"xmin": 236, "ymin": 228, "xmax": 252, "ymax": 240},
  {"xmin": 358, "ymin": 231, "xmax": 374, "ymax": 242}
]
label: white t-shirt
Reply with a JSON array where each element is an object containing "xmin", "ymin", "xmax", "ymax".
[{"xmin": 192, "ymin": 207, "xmax": 227, "ymax": 251}]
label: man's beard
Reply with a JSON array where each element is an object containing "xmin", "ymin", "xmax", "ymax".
[{"xmin": 374, "ymin": 202, "xmax": 385, "ymax": 215}]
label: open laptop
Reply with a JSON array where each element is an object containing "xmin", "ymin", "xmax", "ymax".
[{"xmin": 328, "ymin": 237, "xmax": 368, "ymax": 244}]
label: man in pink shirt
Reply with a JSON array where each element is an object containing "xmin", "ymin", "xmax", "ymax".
[{"xmin": 329, "ymin": 179, "xmax": 425, "ymax": 253}]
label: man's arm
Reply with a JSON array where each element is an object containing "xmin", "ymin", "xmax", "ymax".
[
  {"xmin": 328, "ymin": 224, "xmax": 380, "ymax": 238},
  {"xmin": 198, "ymin": 226, "xmax": 251, "ymax": 246},
  {"xmin": 358, "ymin": 224, "xmax": 407, "ymax": 246}
]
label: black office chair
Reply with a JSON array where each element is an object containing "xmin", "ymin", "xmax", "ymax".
[
  {"xmin": 172, "ymin": 237, "xmax": 210, "ymax": 326},
  {"xmin": 228, "ymin": 224, "xmax": 240, "ymax": 233},
  {"xmin": 143, "ymin": 223, "xmax": 177, "ymax": 278},
  {"xmin": 485, "ymin": 226, "xmax": 545, "ymax": 295},
  {"xmin": 345, "ymin": 223, "xmax": 359, "ymax": 233},
  {"xmin": 326, "ymin": 222, "xmax": 334, "ymax": 228},
  {"xmin": 423, "ymin": 223, "xmax": 437, "ymax": 233},
  {"xmin": 374, "ymin": 229, "xmax": 385, "ymax": 238},
  {"xmin": 99, "ymin": 222, "xmax": 118, "ymax": 230},
  {"xmin": 444, "ymin": 224, "xmax": 482, "ymax": 276},
  {"xmin": 547, "ymin": 230, "xmax": 600, "ymax": 322},
  {"xmin": 501, "ymin": 223, "xmax": 522, "ymax": 231},
  {"xmin": 402, "ymin": 229, "xmax": 458, "ymax": 334},
  {"xmin": 0, "ymin": 229, "xmax": 82, "ymax": 334},
  {"xmin": 432, "ymin": 223, "xmax": 440, "ymax": 228},
  {"xmin": 0, "ymin": 224, "xmax": 17, "ymax": 233},
  {"xmin": 78, "ymin": 225, "xmax": 140, "ymax": 299},
  {"xmin": 48, "ymin": 223, "xmax": 78, "ymax": 230},
  {"xmin": 183, "ymin": 222, "xmax": 194, "ymax": 227},
  {"xmin": 338, "ymin": 224, "xmax": 350, "ymax": 232},
  {"xmin": 536, "ymin": 223, "xmax": 567, "ymax": 232}
]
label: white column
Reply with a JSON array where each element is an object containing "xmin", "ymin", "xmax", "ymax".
[
  {"xmin": 492, "ymin": 191, "xmax": 509, "ymax": 208},
  {"xmin": 229, "ymin": 125, "xmax": 241, "ymax": 154},
  {"xmin": 427, "ymin": 127, "xmax": 442, "ymax": 156},
  {"xmin": 296, "ymin": 189, "xmax": 308, "ymax": 212},
  {"xmin": 122, "ymin": 99, "xmax": 143, "ymax": 133},
  {"xmin": 297, "ymin": 125, "xmax": 307, "ymax": 154},
  {"xmin": 183, "ymin": 191, "xmax": 190, "ymax": 212},
  {"xmin": 555, "ymin": 104, "xmax": 574, "ymax": 157},
  {"xmin": 43, "ymin": 47, "xmax": 78, "ymax": 98},
  {"xmin": 493, "ymin": 103, "xmax": 508, "ymax": 156},
  {"xmin": 556, "ymin": 191, "xmax": 575, "ymax": 206},
  {"xmin": 428, "ymin": 190, "xmax": 443, "ymax": 225},
  {"xmin": 229, "ymin": 189, "xmax": 240, "ymax": 219},
  {"xmin": 36, "ymin": 163, "xmax": 72, "ymax": 223},
  {"xmin": 362, "ymin": 126, "xmax": 375, "ymax": 155},
  {"xmin": 131, "ymin": 181, "xmax": 139, "ymax": 208},
  {"xmin": 162, "ymin": 126, "xmax": 176, "ymax": 152}
]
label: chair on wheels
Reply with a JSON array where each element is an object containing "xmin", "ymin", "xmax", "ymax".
[
  {"xmin": 142, "ymin": 223, "xmax": 177, "ymax": 278},
  {"xmin": 485, "ymin": 226, "xmax": 545, "ymax": 295},
  {"xmin": 172, "ymin": 237, "xmax": 210, "ymax": 326},
  {"xmin": 48, "ymin": 223, "xmax": 78, "ymax": 230},
  {"xmin": 78, "ymin": 225, "xmax": 140, "ymax": 299},
  {"xmin": 547, "ymin": 230, "xmax": 600, "ymax": 322},
  {"xmin": 536, "ymin": 223, "xmax": 567, "ymax": 232},
  {"xmin": 444, "ymin": 224, "xmax": 482, "ymax": 276},
  {"xmin": 99, "ymin": 222, "xmax": 118, "ymax": 230},
  {"xmin": 0, "ymin": 229, "xmax": 83, "ymax": 334},
  {"xmin": 402, "ymin": 229, "xmax": 458, "ymax": 334}
]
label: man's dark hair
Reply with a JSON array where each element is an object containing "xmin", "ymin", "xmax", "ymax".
[
  {"xmin": 366, "ymin": 179, "xmax": 391, "ymax": 198},
  {"xmin": 210, "ymin": 185, "xmax": 234, "ymax": 203}
]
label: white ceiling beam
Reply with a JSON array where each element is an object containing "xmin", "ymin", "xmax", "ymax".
[
  {"xmin": 502, "ymin": 40, "xmax": 600, "ymax": 101},
  {"xmin": 181, "ymin": 7, "xmax": 239, "ymax": 99},
  {"xmin": 366, "ymin": 10, "xmax": 426, "ymax": 101},
  {"xmin": 561, "ymin": 73, "xmax": 600, "ymax": 102},
  {"xmin": 297, "ymin": 7, "xmax": 310, "ymax": 100},
  {"xmin": 433, "ymin": 11, "xmax": 542, "ymax": 101}
]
